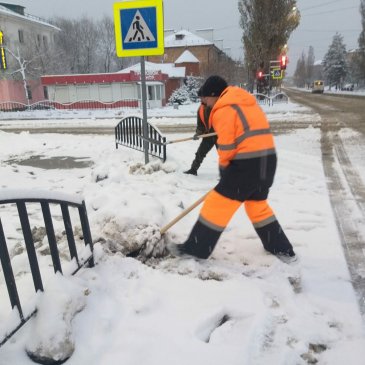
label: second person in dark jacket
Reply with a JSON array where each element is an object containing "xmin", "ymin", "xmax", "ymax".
[{"xmin": 184, "ymin": 89, "xmax": 217, "ymax": 175}]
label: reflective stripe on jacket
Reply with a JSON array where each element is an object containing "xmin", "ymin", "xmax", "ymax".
[
  {"xmin": 196, "ymin": 104, "xmax": 212, "ymax": 134},
  {"xmin": 209, "ymin": 86, "xmax": 276, "ymax": 168}
]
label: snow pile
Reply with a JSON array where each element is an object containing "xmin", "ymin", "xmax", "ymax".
[
  {"xmin": 98, "ymin": 221, "xmax": 166, "ymax": 258},
  {"xmin": 25, "ymin": 274, "xmax": 88, "ymax": 364}
]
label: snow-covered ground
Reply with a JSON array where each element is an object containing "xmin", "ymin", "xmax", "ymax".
[{"xmin": 0, "ymin": 101, "xmax": 365, "ymax": 364}]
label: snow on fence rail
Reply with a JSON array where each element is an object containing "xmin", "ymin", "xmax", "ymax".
[
  {"xmin": 253, "ymin": 92, "xmax": 289, "ymax": 106},
  {"xmin": 0, "ymin": 99, "xmax": 139, "ymax": 112},
  {"xmin": 0, "ymin": 190, "xmax": 94, "ymax": 348}
]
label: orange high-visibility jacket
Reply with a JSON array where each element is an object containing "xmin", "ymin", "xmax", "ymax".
[
  {"xmin": 209, "ymin": 86, "xmax": 276, "ymax": 169},
  {"xmin": 197, "ymin": 104, "xmax": 211, "ymax": 133}
]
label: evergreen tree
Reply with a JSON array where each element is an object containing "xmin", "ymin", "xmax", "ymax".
[
  {"xmin": 184, "ymin": 76, "xmax": 202, "ymax": 102},
  {"xmin": 168, "ymin": 85, "xmax": 190, "ymax": 105},
  {"xmin": 322, "ymin": 33, "xmax": 347, "ymax": 89}
]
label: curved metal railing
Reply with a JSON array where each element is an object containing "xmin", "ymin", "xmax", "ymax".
[
  {"xmin": 0, "ymin": 99, "xmax": 140, "ymax": 112},
  {"xmin": 0, "ymin": 189, "xmax": 94, "ymax": 347},
  {"xmin": 115, "ymin": 116, "xmax": 167, "ymax": 162}
]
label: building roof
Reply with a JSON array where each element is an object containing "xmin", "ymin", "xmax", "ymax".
[
  {"xmin": 0, "ymin": 3, "xmax": 60, "ymax": 31},
  {"xmin": 120, "ymin": 61, "xmax": 186, "ymax": 78},
  {"xmin": 164, "ymin": 29, "xmax": 212, "ymax": 48},
  {"xmin": 175, "ymin": 50, "xmax": 199, "ymax": 64}
]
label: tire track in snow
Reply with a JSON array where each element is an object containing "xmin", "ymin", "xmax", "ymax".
[{"xmin": 321, "ymin": 130, "xmax": 365, "ymax": 317}]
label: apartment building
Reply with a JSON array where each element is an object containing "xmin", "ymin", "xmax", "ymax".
[{"xmin": 0, "ymin": 2, "xmax": 60, "ymax": 104}]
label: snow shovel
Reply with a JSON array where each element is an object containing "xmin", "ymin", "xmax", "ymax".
[
  {"xmin": 139, "ymin": 132, "xmax": 217, "ymax": 146},
  {"xmin": 127, "ymin": 192, "xmax": 209, "ymax": 258}
]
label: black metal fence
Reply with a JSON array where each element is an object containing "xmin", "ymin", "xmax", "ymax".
[
  {"xmin": 253, "ymin": 92, "xmax": 289, "ymax": 106},
  {"xmin": 115, "ymin": 116, "xmax": 167, "ymax": 162},
  {"xmin": 270, "ymin": 92, "xmax": 289, "ymax": 104},
  {"xmin": 0, "ymin": 190, "xmax": 94, "ymax": 347}
]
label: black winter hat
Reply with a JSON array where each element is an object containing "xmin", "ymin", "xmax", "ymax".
[{"xmin": 200, "ymin": 75, "xmax": 228, "ymax": 97}]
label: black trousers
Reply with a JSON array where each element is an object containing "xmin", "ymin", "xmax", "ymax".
[
  {"xmin": 190, "ymin": 136, "xmax": 217, "ymax": 171},
  {"xmin": 181, "ymin": 155, "xmax": 295, "ymax": 258}
]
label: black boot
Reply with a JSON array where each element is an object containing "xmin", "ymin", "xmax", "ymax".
[
  {"xmin": 184, "ymin": 159, "xmax": 200, "ymax": 176},
  {"xmin": 184, "ymin": 168, "xmax": 197, "ymax": 175},
  {"xmin": 255, "ymin": 220, "xmax": 295, "ymax": 257},
  {"xmin": 177, "ymin": 221, "xmax": 222, "ymax": 259}
]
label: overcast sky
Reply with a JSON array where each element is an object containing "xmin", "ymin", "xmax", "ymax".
[{"xmin": 13, "ymin": 0, "xmax": 363, "ymax": 75}]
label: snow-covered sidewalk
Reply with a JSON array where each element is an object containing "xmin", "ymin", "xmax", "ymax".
[{"xmin": 0, "ymin": 101, "xmax": 365, "ymax": 364}]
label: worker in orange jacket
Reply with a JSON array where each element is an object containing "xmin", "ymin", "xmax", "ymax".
[
  {"xmin": 184, "ymin": 91, "xmax": 217, "ymax": 175},
  {"xmin": 169, "ymin": 75, "xmax": 295, "ymax": 261}
]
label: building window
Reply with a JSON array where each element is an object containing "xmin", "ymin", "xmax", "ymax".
[
  {"xmin": 26, "ymin": 85, "xmax": 32, "ymax": 100},
  {"xmin": 37, "ymin": 34, "xmax": 41, "ymax": 46},
  {"xmin": 18, "ymin": 29, "xmax": 24, "ymax": 43},
  {"xmin": 148, "ymin": 85, "xmax": 156, "ymax": 100},
  {"xmin": 43, "ymin": 86, "xmax": 49, "ymax": 100},
  {"xmin": 43, "ymin": 36, "xmax": 48, "ymax": 50}
]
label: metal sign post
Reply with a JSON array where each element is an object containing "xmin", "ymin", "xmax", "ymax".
[
  {"xmin": 140, "ymin": 56, "xmax": 149, "ymax": 163},
  {"xmin": 113, "ymin": 0, "xmax": 164, "ymax": 164}
]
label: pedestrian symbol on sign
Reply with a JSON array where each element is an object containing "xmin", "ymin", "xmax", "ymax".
[
  {"xmin": 123, "ymin": 9, "xmax": 156, "ymax": 46},
  {"xmin": 272, "ymin": 69, "xmax": 283, "ymax": 79},
  {"xmin": 131, "ymin": 15, "xmax": 146, "ymax": 41}
]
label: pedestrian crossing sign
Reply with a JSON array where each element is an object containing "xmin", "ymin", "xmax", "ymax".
[
  {"xmin": 272, "ymin": 68, "xmax": 283, "ymax": 80},
  {"xmin": 113, "ymin": 0, "xmax": 164, "ymax": 57}
]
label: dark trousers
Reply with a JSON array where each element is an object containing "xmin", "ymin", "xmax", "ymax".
[
  {"xmin": 190, "ymin": 136, "xmax": 217, "ymax": 171},
  {"xmin": 181, "ymin": 155, "xmax": 294, "ymax": 258}
]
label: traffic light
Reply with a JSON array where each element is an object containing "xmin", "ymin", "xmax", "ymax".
[
  {"xmin": 280, "ymin": 55, "xmax": 288, "ymax": 70},
  {"xmin": 257, "ymin": 71, "xmax": 263, "ymax": 80}
]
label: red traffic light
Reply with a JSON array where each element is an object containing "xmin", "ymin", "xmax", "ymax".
[
  {"xmin": 257, "ymin": 71, "xmax": 263, "ymax": 79},
  {"xmin": 280, "ymin": 55, "xmax": 288, "ymax": 70}
]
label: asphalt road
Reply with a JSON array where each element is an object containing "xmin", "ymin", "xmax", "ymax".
[{"xmin": 285, "ymin": 88, "xmax": 365, "ymax": 317}]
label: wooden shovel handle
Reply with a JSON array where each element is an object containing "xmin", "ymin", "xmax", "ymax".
[
  {"xmin": 166, "ymin": 132, "xmax": 217, "ymax": 145},
  {"xmin": 160, "ymin": 192, "xmax": 209, "ymax": 234}
]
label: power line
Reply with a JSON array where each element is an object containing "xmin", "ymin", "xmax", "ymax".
[
  {"xmin": 300, "ymin": 0, "xmax": 348, "ymax": 12},
  {"xmin": 303, "ymin": 5, "xmax": 358, "ymax": 17},
  {"xmin": 299, "ymin": 28, "xmax": 361, "ymax": 33}
]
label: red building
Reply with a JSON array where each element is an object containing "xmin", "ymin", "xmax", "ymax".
[{"xmin": 41, "ymin": 70, "xmax": 169, "ymax": 109}]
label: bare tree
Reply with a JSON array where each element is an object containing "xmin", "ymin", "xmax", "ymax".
[
  {"xmin": 97, "ymin": 16, "xmax": 117, "ymax": 73},
  {"xmin": 238, "ymin": 0, "xmax": 300, "ymax": 79},
  {"xmin": 77, "ymin": 17, "xmax": 99, "ymax": 73},
  {"xmin": 50, "ymin": 18, "xmax": 82, "ymax": 73},
  {"xmin": 3, "ymin": 46, "xmax": 33, "ymax": 104},
  {"xmin": 293, "ymin": 52, "xmax": 306, "ymax": 88},
  {"xmin": 50, "ymin": 17, "xmax": 99, "ymax": 74},
  {"xmin": 305, "ymin": 45, "xmax": 315, "ymax": 87},
  {"xmin": 356, "ymin": 0, "xmax": 365, "ymax": 84}
]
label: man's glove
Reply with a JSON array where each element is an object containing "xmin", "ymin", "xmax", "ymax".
[{"xmin": 192, "ymin": 133, "xmax": 199, "ymax": 140}]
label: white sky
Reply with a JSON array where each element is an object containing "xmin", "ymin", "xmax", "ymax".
[
  {"xmin": 1, "ymin": 98, "xmax": 365, "ymax": 363},
  {"xmin": 8, "ymin": 0, "xmax": 363, "ymax": 75}
]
